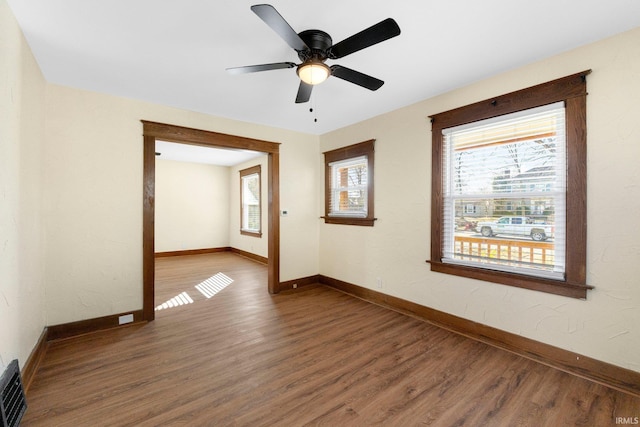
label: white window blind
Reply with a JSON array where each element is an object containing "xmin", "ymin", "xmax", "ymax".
[
  {"xmin": 329, "ymin": 155, "xmax": 368, "ymax": 217},
  {"xmin": 442, "ymin": 102, "xmax": 566, "ymax": 279}
]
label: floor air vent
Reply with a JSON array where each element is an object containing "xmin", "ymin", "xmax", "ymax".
[{"xmin": 1, "ymin": 360, "xmax": 27, "ymax": 427}]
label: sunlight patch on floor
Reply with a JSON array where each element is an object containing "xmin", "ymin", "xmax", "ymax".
[
  {"xmin": 155, "ymin": 291, "xmax": 194, "ymax": 311},
  {"xmin": 195, "ymin": 272, "xmax": 234, "ymax": 298}
]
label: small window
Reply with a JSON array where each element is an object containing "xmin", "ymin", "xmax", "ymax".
[
  {"xmin": 240, "ymin": 165, "xmax": 261, "ymax": 237},
  {"xmin": 429, "ymin": 72, "xmax": 591, "ymax": 299},
  {"xmin": 464, "ymin": 204, "xmax": 477, "ymax": 214},
  {"xmin": 323, "ymin": 140, "xmax": 375, "ymax": 226}
]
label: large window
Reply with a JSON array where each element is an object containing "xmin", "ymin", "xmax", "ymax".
[
  {"xmin": 323, "ymin": 140, "xmax": 375, "ymax": 226},
  {"xmin": 240, "ymin": 165, "xmax": 261, "ymax": 237},
  {"xmin": 443, "ymin": 102, "xmax": 566, "ymax": 279},
  {"xmin": 429, "ymin": 72, "xmax": 591, "ymax": 298}
]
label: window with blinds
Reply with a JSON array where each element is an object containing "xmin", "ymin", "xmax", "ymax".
[
  {"xmin": 240, "ymin": 165, "xmax": 261, "ymax": 236},
  {"xmin": 329, "ymin": 156, "xmax": 368, "ymax": 217},
  {"xmin": 323, "ymin": 139, "xmax": 375, "ymax": 226},
  {"xmin": 442, "ymin": 102, "xmax": 566, "ymax": 279}
]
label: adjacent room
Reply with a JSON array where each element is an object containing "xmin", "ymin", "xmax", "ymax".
[
  {"xmin": 2, "ymin": 0, "xmax": 639, "ymax": 425},
  {"xmin": 153, "ymin": 140, "xmax": 269, "ymax": 312}
]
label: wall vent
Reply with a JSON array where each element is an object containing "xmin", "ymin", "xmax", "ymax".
[{"xmin": 0, "ymin": 360, "xmax": 27, "ymax": 427}]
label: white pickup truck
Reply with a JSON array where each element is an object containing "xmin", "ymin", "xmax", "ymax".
[{"xmin": 475, "ymin": 216, "xmax": 554, "ymax": 241}]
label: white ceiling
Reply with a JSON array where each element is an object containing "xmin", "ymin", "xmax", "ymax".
[
  {"xmin": 155, "ymin": 140, "xmax": 264, "ymax": 166},
  {"xmin": 7, "ymin": 1, "xmax": 640, "ymax": 136}
]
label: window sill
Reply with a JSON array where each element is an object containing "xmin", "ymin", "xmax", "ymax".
[
  {"xmin": 322, "ymin": 217, "xmax": 376, "ymax": 226},
  {"xmin": 427, "ymin": 260, "xmax": 592, "ymax": 299},
  {"xmin": 241, "ymin": 230, "xmax": 262, "ymax": 237}
]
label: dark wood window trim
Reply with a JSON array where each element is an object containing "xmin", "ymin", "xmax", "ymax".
[
  {"xmin": 323, "ymin": 139, "xmax": 375, "ymax": 226},
  {"xmin": 428, "ymin": 71, "xmax": 592, "ymax": 299},
  {"xmin": 240, "ymin": 164, "xmax": 262, "ymax": 237}
]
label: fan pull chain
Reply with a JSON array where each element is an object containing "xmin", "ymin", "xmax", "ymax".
[{"xmin": 310, "ymin": 97, "xmax": 318, "ymax": 123}]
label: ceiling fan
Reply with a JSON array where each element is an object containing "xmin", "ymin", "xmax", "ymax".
[{"xmin": 227, "ymin": 4, "xmax": 401, "ymax": 103}]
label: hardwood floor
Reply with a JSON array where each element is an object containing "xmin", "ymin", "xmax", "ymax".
[{"xmin": 23, "ymin": 253, "xmax": 639, "ymax": 426}]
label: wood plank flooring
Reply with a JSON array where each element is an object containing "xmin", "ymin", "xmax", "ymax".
[{"xmin": 22, "ymin": 253, "xmax": 639, "ymax": 426}]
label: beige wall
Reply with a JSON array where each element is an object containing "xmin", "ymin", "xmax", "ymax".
[
  {"xmin": 0, "ymin": 0, "xmax": 47, "ymax": 370},
  {"xmin": 319, "ymin": 27, "xmax": 640, "ymax": 372},
  {"xmin": 229, "ymin": 156, "xmax": 269, "ymax": 258},
  {"xmin": 155, "ymin": 159, "xmax": 230, "ymax": 252}
]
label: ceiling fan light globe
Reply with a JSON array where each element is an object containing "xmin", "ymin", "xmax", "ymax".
[{"xmin": 297, "ymin": 62, "xmax": 330, "ymax": 85}]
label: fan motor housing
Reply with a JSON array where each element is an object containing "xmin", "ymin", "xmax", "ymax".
[{"xmin": 297, "ymin": 30, "xmax": 332, "ymax": 61}]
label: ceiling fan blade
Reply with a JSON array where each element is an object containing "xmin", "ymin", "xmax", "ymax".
[
  {"xmin": 251, "ymin": 4, "xmax": 309, "ymax": 52},
  {"xmin": 295, "ymin": 81, "xmax": 313, "ymax": 103},
  {"xmin": 330, "ymin": 65, "xmax": 384, "ymax": 91},
  {"xmin": 329, "ymin": 18, "xmax": 400, "ymax": 59},
  {"xmin": 226, "ymin": 62, "xmax": 296, "ymax": 75}
]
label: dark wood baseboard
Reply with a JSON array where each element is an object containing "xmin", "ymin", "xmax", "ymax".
[
  {"xmin": 22, "ymin": 328, "xmax": 49, "ymax": 394},
  {"xmin": 155, "ymin": 247, "xmax": 230, "ymax": 257},
  {"xmin": 230, "ymin": 247, "xmax": 268, "ymax": 265},
  {"xmin": 47, "ymin": 310, "xmax": 146, "ymax": 342},
  {"xmin": 319, "ymin": 275, "xmax": 640, "ymax": 398},
  {"xmin": 156, "ymin": 247, "xmax": 268, "ymax": 266},
  {"xmin": 24, "ymin": 310, "xmax": 145, "ymax": 393},
  {"xmin": 279, "ymin": 274, "xmax": 320, "ymax": 291}
]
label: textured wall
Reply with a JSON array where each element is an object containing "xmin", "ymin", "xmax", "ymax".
[
  {"xmin": 0, "ymin": 0, "xmax": 47, "ymax": 369},
  {"xmin": 319, "ymin": 27, "xmax": 640, "ymax": 372}
]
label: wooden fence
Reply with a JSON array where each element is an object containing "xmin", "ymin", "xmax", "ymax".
[{"xmin": 454, "ymin": 235, "xmax": 555, "ymax": 266}]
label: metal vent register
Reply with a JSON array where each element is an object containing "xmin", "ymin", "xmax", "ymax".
[{"xmin": 0, "ymin": 360, "xmax": 27, "ymax": 427}]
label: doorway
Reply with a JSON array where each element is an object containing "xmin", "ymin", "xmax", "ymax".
[{"xmin": 142, "ymin": 120, "xmax": 280, "ymax": 321}]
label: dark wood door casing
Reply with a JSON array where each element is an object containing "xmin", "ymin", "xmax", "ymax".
[{"xmin": 142, "ymin": 120, "xmax": 281, "ymax": 321}]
